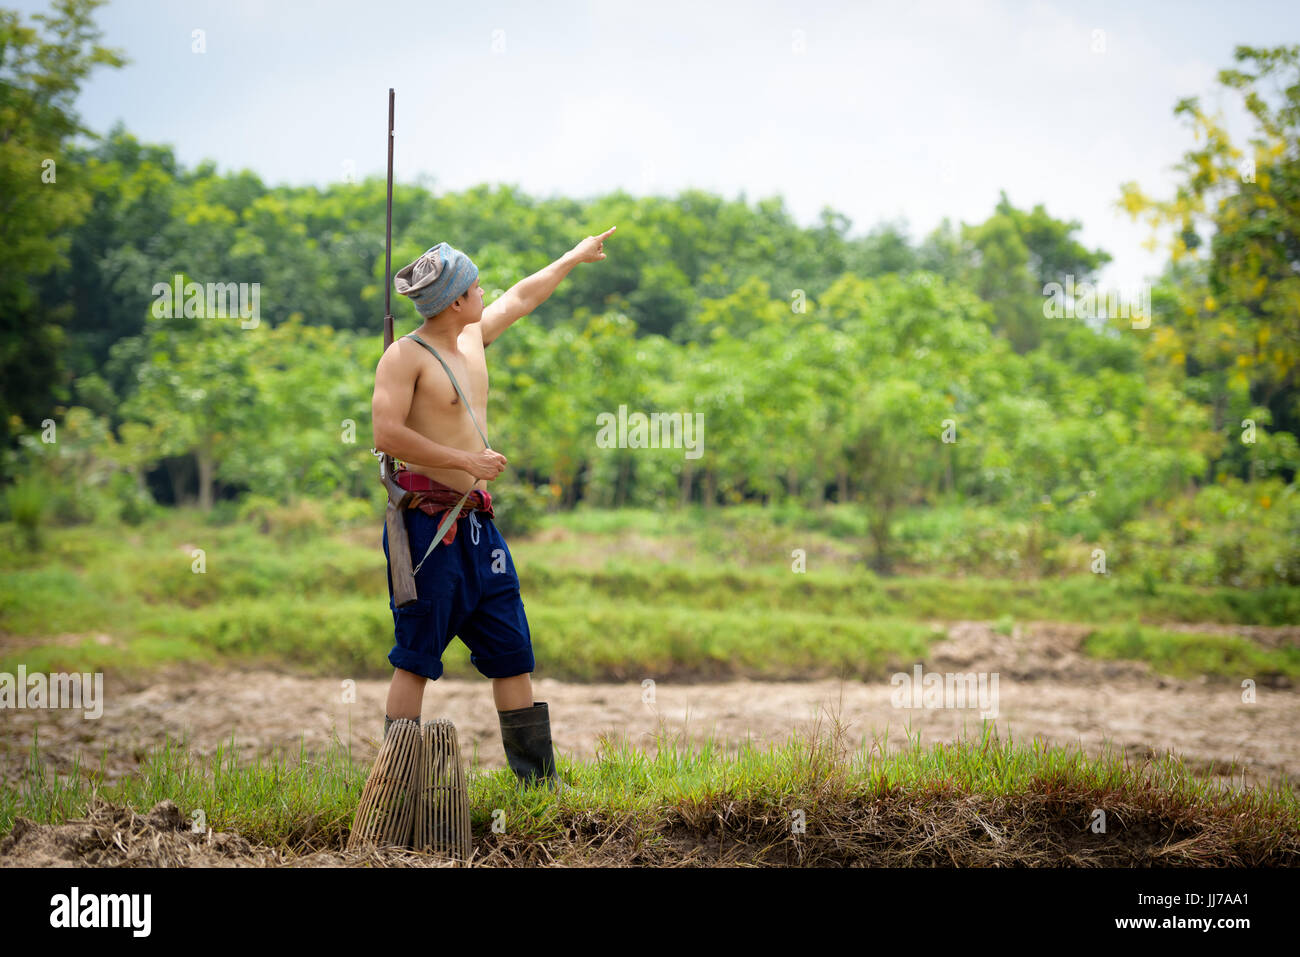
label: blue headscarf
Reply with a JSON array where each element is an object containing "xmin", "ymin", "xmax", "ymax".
[{"xmin": 393, "ymin": 242, "xmax": 479, "ymax": 318}]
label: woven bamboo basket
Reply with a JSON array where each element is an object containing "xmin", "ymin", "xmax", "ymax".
[
  {"xmin": 414, "ymin": 718, "xmax": 472, "ymax": 862},
  {"xmin": 347, "ymin": 718, "xmax": 422, "ymax": 850}
]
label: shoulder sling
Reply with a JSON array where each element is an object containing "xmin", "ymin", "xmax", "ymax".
[{"xmin": 404, "ymin": 332, "xmax": 490, "ymax": 575}]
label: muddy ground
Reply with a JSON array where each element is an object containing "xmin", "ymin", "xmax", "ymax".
[{"xmin": 3, "ymin": 620, "xmax": 1296, "ymax": 793}]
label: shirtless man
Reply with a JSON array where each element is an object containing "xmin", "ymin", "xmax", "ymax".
[{"xmin": 371, "ymin": 227, "xmax": 615, "ymax": 787}]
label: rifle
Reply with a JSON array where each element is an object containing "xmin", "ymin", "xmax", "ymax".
[{"xmin": 377, "ymin": 88, "xmax": 420, "ymax": 608}]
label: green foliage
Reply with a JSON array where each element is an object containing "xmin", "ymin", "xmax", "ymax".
[
  {"xmin": 1114, "ymin": 477, "xmax": 1300, "ymax": 587},
  {"xmin": 1084, "ymin": 621, "xmax": 1300, "ymax": 682},
  {"xmin": 19, "ymin": 133, "xmax": 1230, "ymax": 534},
  {"xmin": 1119, "ymin": 44, "xmax": 1300, "ymax": 476},
  {"xmin": 233, "ymin": 494, "xmax": 374, "ymax": 540},
  {"xmin": 0, "ymin": 405, "xmax": 157, "ymax": 529},
  {"xmin": 3, "ymin": 511, "xmax": 1298, "ymax": 690},
  {"xmin": 959, "ymin": 191, "xmax": 1111, "ymax": 353},
  {"xmin": 0, "ymin": 0, "xmax": 126, "ymax": 457},
  {"xmin": 3, "ymin": 475, "xmax": 45, "ymax": 550},
  {"xmin": 488, "ymin": 472, "xmax": 548, "ymax": 539},
  {"xmin": 0, "ymin": 17, "xmax": 1295, "ymax": 589}
]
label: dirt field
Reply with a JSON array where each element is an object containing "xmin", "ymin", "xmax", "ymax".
[{"xmin": 3, "ymin": 620, "xmax": 1296, "ymax": 792}]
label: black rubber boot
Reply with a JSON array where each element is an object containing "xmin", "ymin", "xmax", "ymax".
[{"xmin": 497, "ymin": 701, "xmax": 561, "ymax": 789}]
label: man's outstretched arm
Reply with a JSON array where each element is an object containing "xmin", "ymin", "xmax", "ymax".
[{"xmin": 480, "ymin": 226, "xmax": 616, "ymax": 346}]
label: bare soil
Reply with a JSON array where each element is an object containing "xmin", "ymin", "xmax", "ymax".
[
  {"xmin": 3, "ymin": 620, "xmax": 1295, "ymax": 793},
  {"xmin": 4, "ymin": 619, "xmax": 1297, "ymax": 867},
  {"xmin": 0, "ymin": 799, "xmax": 453, "ymax": 868}
]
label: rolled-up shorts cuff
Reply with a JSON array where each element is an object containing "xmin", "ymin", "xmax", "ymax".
[
  {"xmin": 388, "ymin": 646, "xmax": 445, "ymax": 682},
  {"xmin": 470, "ymin": 646, "xmax": 535, "ymax": 680}
]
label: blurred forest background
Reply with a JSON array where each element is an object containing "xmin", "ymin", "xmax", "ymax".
[{"xmin": 3, "ymin": 0, "xmax": 1298, "ymax": 587}]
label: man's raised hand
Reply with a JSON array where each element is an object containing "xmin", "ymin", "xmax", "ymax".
[{"xmin": 571, "ymin": 226, "xmax": 616, "ymax": 263}]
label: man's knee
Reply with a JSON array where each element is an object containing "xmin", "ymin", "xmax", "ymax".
[{"xmin": 492, "ymin": 672, "xmax": 532, "ymax": 684}]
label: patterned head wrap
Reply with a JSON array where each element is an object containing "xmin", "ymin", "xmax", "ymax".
[{"xmin": 393, "ymin": 242, "xmax": 479, "ymax": 318}]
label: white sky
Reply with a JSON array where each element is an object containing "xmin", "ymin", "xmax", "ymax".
[{"xmin": 23, "ymin": 0, "xmax": 1300, "ymax": 294}]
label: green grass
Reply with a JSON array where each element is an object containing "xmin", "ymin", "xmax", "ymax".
[
  {"xmin": 1, "ymin": 510, "xmax": 1297, "ymax": 683},
  {"xmin": 1084, "ymin": 622, "xmax": 1300, "ymax": 682},
  {"xmin": 1, "ymin": 730, "xmax": 364, "ymax": 849},
  {"xmin": 3, "ymin": 723, "xmax": 1296, "ymax": 865}
]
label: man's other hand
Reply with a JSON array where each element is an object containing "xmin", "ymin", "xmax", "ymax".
[{"xmin": 465, "ymin": 448, "xmax": 509, "ymax": 480}]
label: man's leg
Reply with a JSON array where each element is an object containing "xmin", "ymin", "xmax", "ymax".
[
  {"xmin": 462, "ymin": 516, "xmax": 558, "ymax": 786},
  {"xmin": 382, "ymin": 517, "xmax": 428, "ymax": 737},
  {"xmin": 491, "ymin": 673, "xmax": 533, "ymax": 711},
  {"xmin": 382, "ymin": 508, "xmax": 469, "ymax": 739},
  {"xmin": 492, "ymin": 672, "xmax": 560, "ymax": 788},
  {"xmin": 385, "ymin": 667, "xmax": 427, "ymax": 737}
]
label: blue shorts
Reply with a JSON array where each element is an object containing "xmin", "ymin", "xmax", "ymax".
[{"xmin": 382, "ymin": 507, "xmax": 534, "ymax": 681}]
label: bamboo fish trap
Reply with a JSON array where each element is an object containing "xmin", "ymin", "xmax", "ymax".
[
  {"xmin": 414, "ymin": 718, "xmax": 472, "ymax": 862},
  {"xmin": 348, "ymin": 718, "xmax": 421, "ymax": 850},
  {"xmin": 348, "ymin": 717, "xmax": 472, "ymax": 861}
]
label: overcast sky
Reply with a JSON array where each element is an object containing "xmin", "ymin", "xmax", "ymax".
[{"xmin": 20, "ymin": 0, "xmax": 1300, "ymax": 293}]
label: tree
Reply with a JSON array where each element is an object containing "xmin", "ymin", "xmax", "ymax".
[
  {"xmin": 117, "ymin": 302, "xmax": 261, "ymax": 509},
  {"xmin": 0, "ymin": 0, "xmax": 126, "ymax": 476},
  {"xmin": 960, "ymin": 192, "xmax": 1111, "ymax": 353},
  {"xmin": 1119, "ymin": 44, "xmax": 1300, "ymax": 480}
]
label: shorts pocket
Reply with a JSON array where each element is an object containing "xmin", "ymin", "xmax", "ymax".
[{"xmin": 392, "ymin": 598, "xmax": 433, "ymax": 644}]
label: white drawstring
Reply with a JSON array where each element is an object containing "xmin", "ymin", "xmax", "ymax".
[{"xmin": 469, "ymin": 511, "xmax": 481, "ymax": 546}]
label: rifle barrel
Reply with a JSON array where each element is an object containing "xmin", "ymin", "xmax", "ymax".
[
  {"xmin": 381, "ymin": 89, "xmax": 397, "ymax": 479},
  {"xmin": 384, "ymin": 88, "xmax": 395, "ymax": 350}
]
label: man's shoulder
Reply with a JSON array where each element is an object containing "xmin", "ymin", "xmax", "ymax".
[
  {"xmin": 379, "ymin": 334, "xmax": 412, "ymax": 360},
  {"xmin": 376, "ymin": 335, "xmax": 425, "ymax": 378}
]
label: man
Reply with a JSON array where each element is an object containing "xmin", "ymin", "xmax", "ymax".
[{"xmin": 371, "ymin": 226, "xmax": 616, "ymax": 788}]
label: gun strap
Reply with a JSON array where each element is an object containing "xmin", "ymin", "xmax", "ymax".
[
  {"xmin": 403, "ymin": 332, "xmax": 490, "ymax": 575},
  {"xmin": 405, "ymin": 333, "xmax": 490, "ymax": 448}
]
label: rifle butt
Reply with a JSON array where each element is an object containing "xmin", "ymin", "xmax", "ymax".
[{"xmin": 386, "ymin": 501, "xmax": 419, "ymax": 607}]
